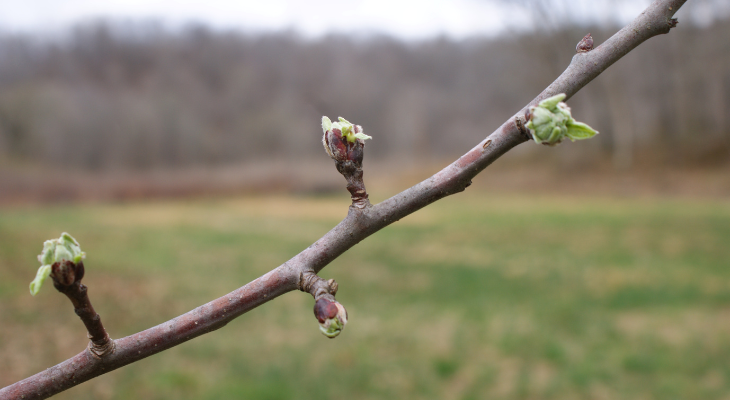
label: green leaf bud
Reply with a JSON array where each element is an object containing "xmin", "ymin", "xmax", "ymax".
[
  {"xmin": 526, "ymin": 93, "xmax": 598, "ymax": 146},
  {"xmin": 29, "ymin": 232, "xmax": 86, "ymax": 295}
]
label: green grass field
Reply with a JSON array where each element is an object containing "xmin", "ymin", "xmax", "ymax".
[{"xmin": 1, "ymin": 193, "xmax": 730, "ymax": 399}]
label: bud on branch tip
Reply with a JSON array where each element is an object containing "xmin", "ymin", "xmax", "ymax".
[
  {"xmin": 314, "ymin": 297, "xmax": 348, "ymax": 338},
  {"xmin": 525, "ymin": 93, "xmax": 598, "ymax": 146},
  {"xmin": 322, "ymin": 116, "xmax": 372, "ymax": 162},
  {"xmin": 30, "ymin": 232, "xmax": 86, "ymax": 296}
]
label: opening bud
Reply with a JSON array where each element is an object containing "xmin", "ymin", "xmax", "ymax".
[
  {"xmin": 322, "ymin": 116, "xmax": 371, "ymax": 163},
  {"xmin": 30, "ymin": 232, "xmax": 86, "ymax": 295},
  {"xmin": 525, "ymin": 94, "xmax": 598, "ymax": 146},
  {"xmin": 314, "ymin": 297, "xmax": 348, "ymax": 338}
]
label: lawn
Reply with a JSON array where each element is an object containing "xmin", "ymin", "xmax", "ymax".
[{"xmin": 1, "ymin": 192, "xmax": 729, "ymax": 399}]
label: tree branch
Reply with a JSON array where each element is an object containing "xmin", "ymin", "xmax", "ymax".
[
  {"xmin": 0, "ymin": 1, "xmax": 686, "ymax": 398},
  {"xmin": 50, "ymin": 260, "xmax": 114, "ymax": 357}
]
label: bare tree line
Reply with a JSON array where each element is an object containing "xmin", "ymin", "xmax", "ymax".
[{"xmin": 0, "ymin": 16, "xmax": 728, "ymax": 173}]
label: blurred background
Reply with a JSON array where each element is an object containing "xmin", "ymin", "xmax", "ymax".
[{"xmin": 1, "ymin": 0, "xmax": 730, "ymax": 399}]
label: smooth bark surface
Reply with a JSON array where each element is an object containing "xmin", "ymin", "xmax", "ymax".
[
  {"xmin": 49, "ymin": 260, "xmax": 114, "ymax": 358},
  {"xmin": 0, "ymin": 1, "xmax": 687, "ymax": 398}
]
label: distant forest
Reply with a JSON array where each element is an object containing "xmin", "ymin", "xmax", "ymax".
[{"xmin": 0, "ymin": 18, "xmax": 728, "ymax": 173}]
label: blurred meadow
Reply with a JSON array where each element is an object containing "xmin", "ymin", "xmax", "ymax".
[
  {"xmin": 2, "ymin": 1, "xmax": 730, "ymax": 398},
  {"xmin": 1, "ymin": 191, "xmax": 730, "ymax": 399}
]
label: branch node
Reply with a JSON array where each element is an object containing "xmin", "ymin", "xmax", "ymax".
[
  {"xmin": 668, "ymin": 18, "xmax": 678, "ymax": 28},
  {"xmin": 515, "ymin": 116, "xmax": 532, "ymax": 141},
  {"xmin": 88, "ymin": 338, "xmax": 116, "ymax": 358},
  {"xmin": 299, "ymin": 270, "xmax": 337, "ymax": 300}
]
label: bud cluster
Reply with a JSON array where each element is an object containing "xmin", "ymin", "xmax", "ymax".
[
  {"xmin": 321, "ymin": 116, "xmax": 371, "ymax": 163},
  {"xmin": 321, "ymin": 116, "xmax": 372, "ymax": 208},
  {"xmin": 525, "ymin": 94, "xmax": 599, "ymax": 146},
  {"xmin": 30, "ymin": 232, "xmax": 86, "ymax": 295}
]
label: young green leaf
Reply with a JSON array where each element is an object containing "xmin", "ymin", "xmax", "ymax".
[
  {"xmin": 338, "ymin": 116, "xmax": 352, "ymax": 125},
  {"xmin": 566, "ymin": 121, "xmax": 599, "ymax": 141},
  {"xmin": 353, "ymin": 132, "xmax": 372, "ymax": 141},
  {"xmin": 321, "ymin": 116, "xmax": 332, "ymax": 134},
  {"xmin": 29, "ymin": 265, "xmax": 52, "ymax": 296},
  {"xmin": 538, "ymin": 93, "xmax": 566, "ymax": 110}
]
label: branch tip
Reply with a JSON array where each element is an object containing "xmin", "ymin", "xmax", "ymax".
[
  {"xmin": 322, "ymin": 116, "xmax": 371, "ymax": 208},
  {"xmin": 299, "ymin": 271, "xmax": 347, "ymax": 338}
]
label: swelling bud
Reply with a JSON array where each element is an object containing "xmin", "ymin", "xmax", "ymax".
[
  {"xmin": 314, "ymin": 297, "xmax": 348, "ymax": 338},
  {"xmin": 322, "ymin": 116, "xmax": 371, "ymax": 163}
]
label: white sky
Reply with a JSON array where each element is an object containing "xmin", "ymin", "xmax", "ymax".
[{"xmin": 0, "ymin": 0, "xmax": 725, "ymax": 40}]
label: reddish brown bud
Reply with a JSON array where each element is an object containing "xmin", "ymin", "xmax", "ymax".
[
  {"xmin": 323, "ymin": 128, "xmax": 349, "ymax": 162},
  {"xmin": 323, "ymin": 127, "xmax": 365, "ymax": 164},
  {"xmin": 50, "ymin": 260, "xmax": 85, "ymax": 289},
  {"xmin": 314, "ymin": 297, "xmax": 348, "ymax": 338},
  {"xmin": 347, "ymin": 141, "xmax": 364, "ymax": 164},
  {"xmin": 314, "ymin": 298, "xmax": 339, "ymax": 323},
  {"xmin": 576, "ymin": 33, "xmax": 593, "ymax": 53},
  {"xmin": 75, "ymin": 261, "xmax": 85, "ymax": 282},
  {"xmin": 51, "ymin": 260, "xmax": 76, "ymax": 286}
]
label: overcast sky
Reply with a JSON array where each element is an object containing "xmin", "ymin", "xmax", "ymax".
[{"xmin": 0, "ymin": 0, "xmax": 725, "ymax": 40}]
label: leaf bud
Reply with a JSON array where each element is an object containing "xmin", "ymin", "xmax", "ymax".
[
  {"xmin": 321, "ymin": 116, "xmax": 371, "ymax": 163},
  {"xmin": 576, "ymin": 33, "xmax": 594, "ymax": 53},
  {"xmin": 525, "ymin": 93, "xmax": 598, "ymax": 146},
  {"xmin": 30, "ymin": 232, "xmax": 86, "ymax": 295},
  {"xmin": 314, "ymin": 297, "xmax": 348, "ymax": 338}
]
